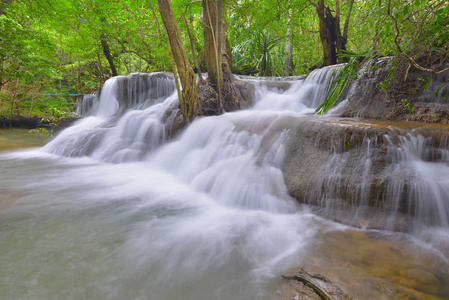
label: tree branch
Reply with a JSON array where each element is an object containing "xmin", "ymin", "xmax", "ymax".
[
  {"xmin": 181, "ymin": 12, "xmax": 205, "ymax": 84},
  {"xmin": 380, "ymin": 0, "xmax": 449, "ymax": 75},
  {"xmin": 343, "ymin": 0, "xmax": 354, "ymax": 42},
  {"xmin": 307, "ymin": 0, "xmax": 319, "ymax": 9},
  {"xmin": 184, "ymin": 0, "xmax": 202, "ymax": 13}
]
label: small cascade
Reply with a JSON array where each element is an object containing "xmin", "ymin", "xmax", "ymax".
[
  {"xmin": 75, "ymin": 92, "xmax": 99, "ymax": 116},
  {"xmin": 252, "ymin": 65, "xmax": 339, "ymax": 112},
  {"xmin": 147, "ymin": 114, "xmax": 297, "ymax": 213},
  {"xmin": 282, "ymin": 118, "xmax": 449, "ymax": 231},
  {"xmin": 114, "ymin": 72, "xmax": 176, "ymax": 111},
  {"xmin": 417, "ymin": 63, "xmax": 449, "ymax": 104},
  {"xmin": 90, "ymin": 93, "xmax": 178, "ymax": 163},
  {"xmin": 384, "ymin": 133, "xmax": 449, "ymax": 228},
  {"xmin": 43, "ymin": 73, "xmax": 177, "ymax": 161}
]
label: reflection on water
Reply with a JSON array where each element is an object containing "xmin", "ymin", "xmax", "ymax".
[{"xmin": 0, "ymin": 128, "xmax": 48, "ymax": 151}]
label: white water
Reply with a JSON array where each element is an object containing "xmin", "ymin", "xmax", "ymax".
[
  {"xmin": 1, "ymin": 67, "xmax": 449, "ymax": 299},
  {"xmin": 75, "ymin": 92, "xmax": 99, "ymax": 116}
]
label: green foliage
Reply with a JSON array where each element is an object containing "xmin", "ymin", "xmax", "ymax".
[
  {"xmin": 231, "ymin": 29, "xmax": 284, "ymax": 76},
  {"xmin": 0, "ymin": 0, "xmax": 447, "ymax": 120},
  {"xmin": 401, "ymin": 98, "xmax": 416, "ymax": 116},
  {"xmin": 376, "ymin": 59, "xmax": 397, "ymax": 92},
  {"xmin": 29, "ymin": 107, "xmax": 70, "ymax": 136},
  {"xmin": 315, "ymin": 52, "xmax": 364, "ymax": 115}
]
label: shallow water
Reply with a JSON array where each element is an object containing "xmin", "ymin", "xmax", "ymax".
[
  {"xmin": 0, "ymin": 152, "xmax": 326, "ymax": 300},
  {"xmin": 0, "ymin": 128, "xmax": 48, "ymax": 151},
  {"xmin": 2, "ymin": 150, "xmax": 448, "ymax": 299}
]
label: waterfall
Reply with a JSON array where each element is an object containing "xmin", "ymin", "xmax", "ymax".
[
  {"xmin": 43, "ymin": 73, "xmax": 177, "ymax": 161},
  {"xmin": 41, "ymin": 67, "xmax": 449, "ymax": 230},
  {"xmin": 295, "ymin": 124, "xmax": 449, "ymax": 231},
  {"xmin": 1, "ymin": 66, "xmax": 449, "ymax": 300},
  {"xmin": 417, "ymin": 63, "xmax": 449, "ymax": 104},
  {"xmin": 385, "ymin": 133, "xmax": 449, "ymax": 228},
  {"xmin": 75, "ymin": 92, "xmax": 99, "ymax": 116}
]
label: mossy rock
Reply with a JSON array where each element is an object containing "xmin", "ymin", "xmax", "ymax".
[{"xmin": 231, "ymin": 64, "xmax": 259, "ymax": 75}]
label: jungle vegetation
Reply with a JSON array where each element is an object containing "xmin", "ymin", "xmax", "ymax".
[{"xmin": 0, "ymin": 0, "xmax": 448, "ymax": 117}]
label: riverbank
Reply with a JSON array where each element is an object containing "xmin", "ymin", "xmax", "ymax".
[{"xmin": 0, "ymin": 116, "xmax": 47, "ymax": 129}]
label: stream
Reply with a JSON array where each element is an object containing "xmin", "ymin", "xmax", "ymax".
[{"xmin": 0, "ymin": 69, "xmax": 448, "ymax": 299}]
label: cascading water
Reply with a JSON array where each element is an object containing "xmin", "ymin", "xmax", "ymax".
[
  {"xmin": 75, "ymin": 92, "xmax": 99, "ymax": 116},
  {"xmin": 417, "ymin": 63, "xmax": 449, "ymax": 104},
  {"xmin": 1, "ymin": 66, "xmax": 449, "ymax": 299},
  {"xmin": 44, "ymin": 73, "xmax": 178, "ymax": 161}
]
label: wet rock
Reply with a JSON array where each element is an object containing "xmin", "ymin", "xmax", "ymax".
[
  {"xmin": 267, "ymin": 116, "xmax": 449, "ymax": 231},
  {"xmin": 54, "ymin": 116, "xmax": 82, "ymax": 132},
  {"xmin": 165, "ymin": 109, "xmax": 186, "ymax": 138},
  {"xmin": 0, "ymin": 116, "xmax": 44, "ymax": 129},
  {"xmin": 339, "ymin": 58, "xmax": 394, "ymax": 119},
  {"xmin": 405, "ymin": 267, "xmax": 440, "ymax": 294},
  {"xmin": 234, "ymin": 79, "xmax": 255, "ymax": 108},
  {"xmin": 339, "ymin": 58, "xmax": 449, "ymax": 124}
]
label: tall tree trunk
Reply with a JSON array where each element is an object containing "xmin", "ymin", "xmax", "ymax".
[
  {"xmin": 202, "ymin": 0, "xmax": 219, "ymax": 87},
  {"xmin": 158, "ymin": 0, "xmax": 199, "ymax": 121},
  {"xmin": 335, "ymin": 0, "xmax": 351, "ymax": 62},
  {"xmin": 324, "ymin": 6, "xmax": 337, "ymax": 65},
  {"xmin": 216, "ymin": 0, "xmax": 224, "ymax": 113},
  {"xmin": 342, "ymin": 0, "xmax": 355, "ymax": 54},
  {"xmin": 316, "ymin": 0, "xmax": 335, "ymax": 66},
  {"xmin": 201, "ymin": 0, "xmax": 242, "ymax": 112},
  {"xmin": 334, "ymin": 0, "xmax": 343, "ymax": 62},
  {"xmin": 100, "ymin": 34, "xmax": 118, "ymax": 77},
  {"xmin": 223, "ymin": 4, "xmax": 233, "ymax": 70},
  {"xmin": 310, "ymin": 0, "xmax": 351, "ymax": 66}
]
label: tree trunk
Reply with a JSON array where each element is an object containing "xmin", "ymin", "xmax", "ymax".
[
  {"xmin": 202, "ymin": 0, "xmax": 219, "ymax": 88},
  {"xmin": 310, "ymin": 0, "xmax": 353, "ymax": 66},
  {"xmin": 314, "ymin": 0, "xmax": 338, "ymax": 66},
  {"xmin": 316, "ymin": 0, "xmax": 332, "ymax": 66},
  {"xmin": 201, "ymin": 0, "xmax": 242, "ymax": 112},
  {"xmin": 216, "ymin": 0, "xmax": 224, "ymax": 113},
  {"xmin": 100, "ymin": 34, "xmax": 118, "ymax": 77},
  {"xmin": 158, "ymin": 0, "xmax": 199, "ymax": 121},
  {"xmin": 342, "ymin": 0, "xmax": 355, "ymax": 60}
]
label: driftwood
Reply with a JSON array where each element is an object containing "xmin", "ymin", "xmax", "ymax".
[
  {"xmin": 280, "ymin": 269, "xmax": 354, "ymax": 300},
  {"xmin": 282, "ymin": 274, "xmax": 335, "ymax": 300}
]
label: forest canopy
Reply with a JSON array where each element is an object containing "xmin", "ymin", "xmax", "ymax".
[{"xmin": 0, "ymin": 0, "xmax": 448, "ymax": 117}]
